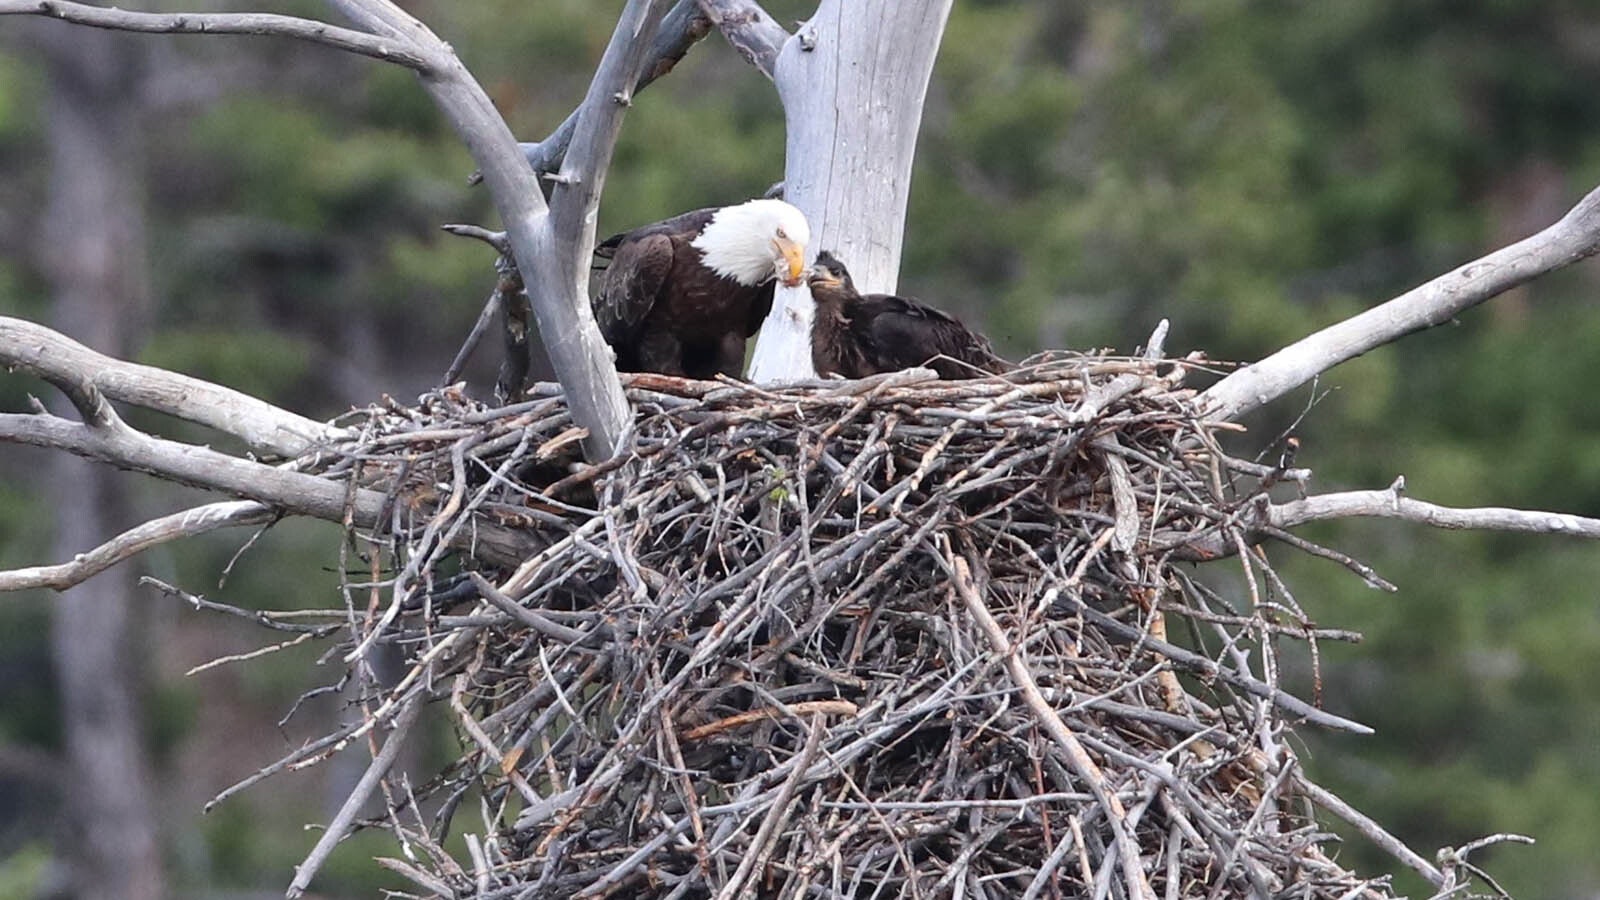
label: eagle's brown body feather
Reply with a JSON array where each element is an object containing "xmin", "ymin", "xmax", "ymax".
[
  {"xmin": 808, "ymin": 251, "xmax": 1009, "ymax": 380},
  {"xmin": 593, "ymin": 206, "xmax": 784, "ymax": 379}
]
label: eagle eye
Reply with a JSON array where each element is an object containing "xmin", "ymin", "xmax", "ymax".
[{"xmin": 776, "ymin": 227, "xmax": 788, "ymax": 240}]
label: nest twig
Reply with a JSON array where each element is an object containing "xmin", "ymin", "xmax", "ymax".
[{"xmin": 190, "ymin": 354, "xmax": 1487, "ymax": 899}]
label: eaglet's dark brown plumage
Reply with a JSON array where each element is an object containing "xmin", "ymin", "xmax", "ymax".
[
  {"xmin": 593, "ymin": 199, "xmax": 809, "ymax": 379},
  {"xmin": 807, "ymin": 251, "xmax": 1011, "ymax": 380}
]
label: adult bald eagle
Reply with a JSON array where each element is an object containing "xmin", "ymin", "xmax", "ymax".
[
  {"xmin": 808, "ymin": 251, "xmax": 1010, "ymax": 380},
  {"xmin": 593, "ymin": 199, "xmax": 810, "ymax": 379}
]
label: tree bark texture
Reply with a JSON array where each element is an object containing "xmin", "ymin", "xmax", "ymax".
[
  {"xmin": 351, "ymin": 0, "xmax": 645, "ymax": 460},
  {"xmin": 748, "ymin": 0, "xmax": 954, "ymax": 383},
  {"xmin": 39, "ymin": 28, "xmax": 165, "ymax": 900}
]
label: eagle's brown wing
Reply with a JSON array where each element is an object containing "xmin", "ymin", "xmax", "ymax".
[
  {"xmin": 594, "ymin": 232, "xmax": 676, "ymax": 370},
  {"xmin": 863, "ymin": 294, "xmax": 1009, "ymax": 379},
  {"xmin": 594, "ymin": 208, "xmax": 716, "ymax": 262}
]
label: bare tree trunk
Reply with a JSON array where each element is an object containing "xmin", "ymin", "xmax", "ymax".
[
  {"xmin": 747, "ymin": 0, "xmax": 953, "ymax": 382},
  {"xmin": 38, "ymin": 27, "xmax": 164, "ymax": 900}
]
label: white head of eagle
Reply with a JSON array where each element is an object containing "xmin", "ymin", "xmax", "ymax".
[{"xmin": 691, "ymin": 199, "xmax": 811, "ymax": 288}]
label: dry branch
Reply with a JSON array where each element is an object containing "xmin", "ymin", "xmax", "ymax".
[
  {"xmin": 0, "ymin": 316, "xmax": 339, "ymax": 456},
  {"xmin": 698, "ymin": 0, "xmax": 790, "ymax": 78},
  {"xmin": 285, "ymin": 691, "xmax": 426, "ymax": 898},
  {"xmin": 0, "ymin": 412, "xmax": 373, "ymax": 523},
  {"xmin": 2, "ymin": 0, "xmax": 638, "ymax": 456},
  {"xmin": 0, "ymin": 500, "xmax": 273, "ymax": 592},
  {"xmin": 1202, "ymin": 183, "xmax": 1600, "ymax": 421},
  {"xmin": 1273, "ymin": 489, "xmax": 1600, "ymax": 537},
  {"xmin": 0, "ymin": 0, "xmax": 432, "ymax": 70},
  {"xmin": 542, "ymin": 0, "xmax": 671, "ymax": 274},
  {"xmin": 0, "ymin": 403, "xmax": 533, "ymax": 575},
  {"xmin": 1168, "ymin": 487, "xmax": 1600, "ymax": 564},
  {"xmin": 516, "ymin": 0, "xmax": 714, "ymax": 177},
  {"xmin": 372, "ymin": 5, "xmax": 633, "ymax": 459}
]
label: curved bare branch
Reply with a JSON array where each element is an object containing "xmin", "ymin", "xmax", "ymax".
[
  {"xmin": 0, "ymin": 412, "xmax": 533, "ymax": 572},
  {"xmin": 1202, "ymin": 183, "xmax": 1600, "ymax": 422},
  {"xmin": 363, "ymin": 2, "xmax": 642, "ymax": 460},
  {"xmin": 1273, "ymin": 489, "xmax": 1600, "ymax": 537},
  {"xmin": 0, "ymin": 0, "xmax": 432, "ymax": 71},
  {"xmin": 546, "ymin": 0, "xmax": 671, "ymax": 262},
  {"xmin": 8, "ymin": 0, "xmax": 641, "ymax": 460},
  {"xmin": 0, "ymin": 316, "xmax": 341, "ymax": 457},
  {"xmin": 0, "ymin": 501, "xmax": 274, "ymax": 592},
  {"xmin": 1171, "ymin": 484, "xmax": 1600, "ymax": 565}
]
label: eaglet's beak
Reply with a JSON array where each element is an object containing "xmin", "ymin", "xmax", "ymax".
[
  {"xmin": 807, "ymin": 264, "xmax": 842, "ymax": 289},
  {"xmin": 774, "ymin": 236, "xmax": 806, "ymax": 287}
]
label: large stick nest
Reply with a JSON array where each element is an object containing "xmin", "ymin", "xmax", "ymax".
[{"xmin": 219, "ymin": 356, "xmax": 1420, "ymax": 899}]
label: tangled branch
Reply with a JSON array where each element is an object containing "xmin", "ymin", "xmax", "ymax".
[{"xmin": 101, "ymin": 354, "xmax": 1568, "ymax": 897}]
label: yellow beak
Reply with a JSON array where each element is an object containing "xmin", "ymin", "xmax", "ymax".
[{"xmin": 775, "ymin": 237, "xmax": 805, "ymax": 287}]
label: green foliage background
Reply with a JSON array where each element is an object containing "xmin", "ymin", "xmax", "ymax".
[{"xmin": 2, "ymin": 1, "xmax": 1599, "ymax": 896}]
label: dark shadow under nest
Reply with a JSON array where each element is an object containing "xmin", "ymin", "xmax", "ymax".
[{"xmin": 183, "ymin": 353, "xmax": 1492, "ymax": 900}]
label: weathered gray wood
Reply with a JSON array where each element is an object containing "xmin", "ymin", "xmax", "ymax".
[
  {"xmin": 518, "ymin": 0, "xmax": 712, "ymax": 177},
  {"xmin": 0, "ymin": 0, "xmax": 432, "ymax": 70},
  {"xmin": 747, "ymin": 0, "xmax": 954, "ymax": 382},
  {"xmin": 0, "ymin": 316, "xmax": 340, "ymax": 456},
  {"xmin": 1201, "ymin": 183, "xmax": 1600, "ymax": 423},
  {"xmin": 538, "ymin": 0, "xmax": 671, "ymax": 427},
  {"xmin": 0, "ymin": 501, "xmax": 275, "ymax": 592},
  {"xmin": 401, "ymin": 62, "xmax": 632, "ymax": 460},
  {"xmin": 325, "ymin": 0, "xmax": 643, "ymax": 460},
  {"xmin": 0, "ymin": 411, "xmax": 535, "ymax": 567},
  {"xmin": 697, "ymin": 0, "xmax": 787, "ymax": 77},
  {"xmin": 10, "ymin": 1, "xmax": 641, "ymax": 461}
]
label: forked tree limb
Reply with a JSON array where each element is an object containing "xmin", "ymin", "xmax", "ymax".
[
  {"xmin": 1201, "ymin": 183, "xmax": 1600, "ymax": 422},
  {"xmin": 697, "ymin": 0, "xmax": 790, "ymax": 78},
  {"xmin": 0, "ymin": 411, "xmax": 532, "ymax": 574},
  {"xmin": 516, "ymin": 0, "xmax": 713, "ymax": 178},
  {"xmin": 0, "ymin": 0, "xmax": 432, "ymax": 70},
  {"xmin": 5, "ymin": 0, "xmax": 637, "ymax": 459},
  {"xmin": 0, "ymin": 316, "xmax": 341, "ymax": 457},
  {"xmin": 0, "ymin": 410, "xmax": 365, "ymax": 520},
  {"xmin": 368, "ymin": 0, "xmax": 645, "ymax": 460}
]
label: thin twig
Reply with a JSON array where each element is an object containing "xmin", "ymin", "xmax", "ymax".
[
  {"xmin": 952, "ymin": 550, "xmax": 1156, "ymax": 900},
  {"xmin": 286, "ymin": 690, "xmax": 426, "ymax": 897}
]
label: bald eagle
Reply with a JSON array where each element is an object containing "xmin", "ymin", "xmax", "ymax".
[
  {"xmin": 807, "ymin": 251, "xmax": 1010, "ymax": 380},
  {"xmin": 593, "ymin": 199, "xmax": 810, "ymax": 379}
]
